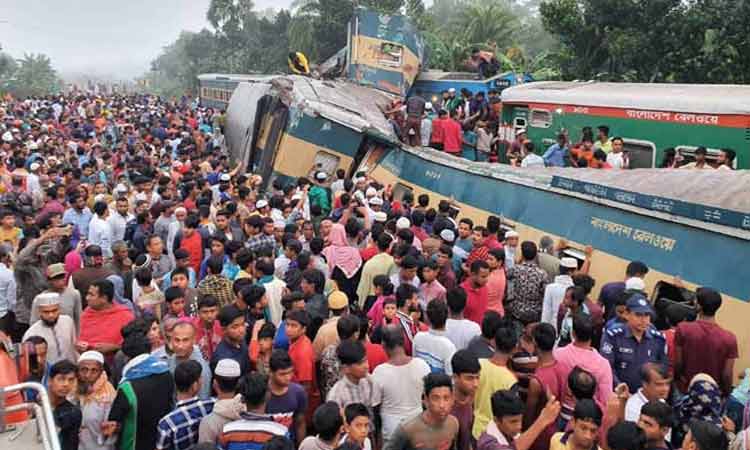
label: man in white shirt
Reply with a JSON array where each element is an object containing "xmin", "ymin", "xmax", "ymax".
[
  {"xmin": 624, "ymin": 362, "xmax": 672, "ymax": 424},
  {"xmin": 89, "ymin": 201, "xmax": 113, "ymax": 258},
  {"xmin": 606, "ymin": 137, "xmax": 629, "ymax": 169},
  {"xmin": 520, "ymin": 141, "xmax": 546, "ymax": 168},
  {"xmin": 0, "ymin": 247, "xmax": 16, "ymax": 333},
  {"xmin": 413, "ymin": 299, "xmax": 456, "ymax": 375},
  {"xmin": 541, "ymin": 257, "xmax": 578, "ymax": 330},
  {"xmin": 23, "ymin": 292, "xmax": 78, "ymax": 364},
  {"xmin": 107, "ymin": 196, "xmax": 133, "ymax": 243},
  {"xmin": 444, "ymin": 287, "xmax": 480, "ymax": 350}
]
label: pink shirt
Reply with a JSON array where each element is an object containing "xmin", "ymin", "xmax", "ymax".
[
  {"xmin": 419, "ymin": 280, "xmax": 447, "ymax": 307},
  {"xmin": 553, "ymin": 343, "xmax": 614, "ymax": 410},
  {"xmin": 486, "ymin": 269, "xmax": 506, "ymax": 316}
]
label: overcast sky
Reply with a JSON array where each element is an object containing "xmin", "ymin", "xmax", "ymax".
[{"xmin": 0, "ymin": 0, "xmax": 294, "ymax": 79}]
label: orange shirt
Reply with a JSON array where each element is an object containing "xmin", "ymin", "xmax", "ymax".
[{"xmin": 288, "ymin": 335, "xmax": 315, "ymax": 384}]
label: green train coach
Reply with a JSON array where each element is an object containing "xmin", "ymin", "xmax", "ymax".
[{"xmin": 500, "ymin": 82, "xmax": 750, "ymax": 169}]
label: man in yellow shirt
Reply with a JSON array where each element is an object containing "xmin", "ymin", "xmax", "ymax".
[
  {"xmin": 472, "ymin": 325, "xmax": 518, "ymax": 438},
  {"xmin": 594, "ymin": 126, "xmax": 612, "ymax": 154},
  {"xmin": 549, "ymin": 399, "xmax": 603, "ymax": 450}
]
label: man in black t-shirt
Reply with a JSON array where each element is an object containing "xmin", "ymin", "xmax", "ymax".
[{"xmin": 49, "ymin": 360, "xmax": 83, "ymax": 450}]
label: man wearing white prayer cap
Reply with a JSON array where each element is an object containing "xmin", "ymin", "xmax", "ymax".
[
  {"xmin": 503, "ymin": 230, "xmax": 520, "ymax": 269},
  {"xmin": 197, "ymin": 359, "xmax": 245, "ymax": 443},
  {"xmin": 77, "ymin": 350, "xmax": 117, "ymax": 450},
  {"xmin": 23, "ymin": 292, "xmax": 78, "ymax": 363},
  {"xmin": 540, "ymin": 256, "xmax": 579, "ymax": 330}
]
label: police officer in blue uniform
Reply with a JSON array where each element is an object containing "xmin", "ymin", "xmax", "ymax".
[{"xmin": 600, "ymin": 294, "xmax": 667, "ymax": 393}]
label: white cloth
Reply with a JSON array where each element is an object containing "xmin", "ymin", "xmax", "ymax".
[
  {"xmin": 0, "ymin": 262, "xmax": 17, "ymax": 319},
  {"xmin": 23, "ymin": 315, "xmax": 78, "ymax": 364},
  {"xmin": 88, "ymin": 216, "xmax": 113, "ymax": 258},
  {"xmin": 107, "ymin": 211, "xmax": 133, "ymax": 243},
  {"xmin": 413, "ymin": 330, "xmax": 457, "ymax": 375},
  {"xmin": 607, "ymin": 152, "xmax": 627, "ymax": 169},
  {"xmin": 262, "ymin": 277, "xmax": 287, "ymax": 326},
  {"xmin": 625, "ymin": 389, "xmax": 672, "ymax": 441},
  {"xmin": 372, "ymin": 358, "xmax": 430, "ymax": 440},
  {"xmin": 444, "ymin": 318, "xmax": 481, "ymax": 350},
  {"xmin": 521, "ymin": 153, "xmax": 545, "ymax": 168},
  {"xmin": 420, "ymin": 118, "xmax": 432, "ymax": 147},
  {"xmin": 541, "ymin": 275, "xmax": 575, "ymax": 330},
  {"xmin": 78, "ymin": 397, "xmax": 115, "ymax": 450}
]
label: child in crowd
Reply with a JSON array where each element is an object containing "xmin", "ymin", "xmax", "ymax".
[
  {"xmin": 366, "ymin": 275, "xmax": 395, "ymax": 325},
  {"xmin": 370, "ymin": 297, "xmax": 397, "ymax": 344},
  {"xmin": 299, "ymin": 402, "xmax": 345, "ymax": 450},
  {"xmin": 162, "ymin": 286, "xmax": 187, "ymax": 322},
  {"xmin": 274, "ymin": 292, "xmax": 306, "ymax": 351},
  {"xmin": 341, "ymin": 403, "xmax": 372, "ymax": 450},
  {"xmin": 135, "ymin": 267, "xmax": 165, "ymax": 319},
  {"xmin": 193, "ymin": 295, "xmax": 223, "ymax": 362},
  {"xmin": 250, "ymin": 321, "xmax": 277, "ymax": 376}
]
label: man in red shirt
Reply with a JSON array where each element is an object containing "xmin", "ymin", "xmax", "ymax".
[
  {"xmin": 77, "ymin": 279, "xmax": 135, "ymax": 360},
  {"xmin": 176, "ymin": 214, "xmax": 203, "ymax": 276},
  {"xmin": 443, "ymin": 110, "xmax": 464, "ymax": 156},
  {"xmin": 461, "ymin": 260, "xmax": 490, "ymax": 325},
  {"xmin": 430, "ymin": 109, "xmax": 447, "ymax": 151},
  {"xmin": 674, "ymin": 287, "xmax": 738, "ymax": 396},
  {"xmin": 285, "ymin": 310, "xmax": 319, "ymax": 425}
]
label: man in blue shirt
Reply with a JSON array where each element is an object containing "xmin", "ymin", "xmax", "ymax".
[
  {"xmin": 210, "ymin": 305, "xmax": 251, "ymax": 375},
  {"xmin": 600, "ymin": 294, "xmax": 667, "ymax": 393},
  {"xmin": 542, "ymin": 133, "xmax": 570, "ymax": 167},
  {"xmin": 62, "ymin": 192, "xmax": 93, "ymax": 238}
]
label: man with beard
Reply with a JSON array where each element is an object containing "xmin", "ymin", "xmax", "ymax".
[
  {"xmin": 23, "ymin": 292, "xmax": 78, "ymax": 363},
  {"xmin": 30, "ymin": 263, "xmax": 83, "ymax": 334},
  {"xmin": 76, "ymin": 351, "xmax": 117, "ymax": 450}
]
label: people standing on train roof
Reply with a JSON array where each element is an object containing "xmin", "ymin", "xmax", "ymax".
[
  {"xmin": 543, "ymin": 133, "xmax": 569, "ymax": 167},
  {"xmin": 443, "ymin": 110, "xmax": 464, "ymax": 156},
  {"xmin": 679, "ymin": 146, "xmax": 714, "ymax": 169},
  {"xmin": 288, "ymin": 52, "xmax": 310, "ymax": 76},
  {"xmin": 403, "ymin": 90, "xmax": 426, "ymax": 147},
  {"xmin": 594, "ymin": 126, "xmax": 612, "ymax": 154},
  {"xmin": 521, "ymin": 142, "xmax": 545, "ymax": 168},
  {"xmin": 606, "ymin": 137, "xmax": 629, "ymax": 169},
  {"xmin": 420, "ymin": 104, "xmax": 433, "ymax": 147},
  {"xmin": 467, "ymin": 47, "xmax": 501, "ymax": 79},
  {"xmin": 717, "ymin": 148, "xmax": 736, "ymax": 170}
]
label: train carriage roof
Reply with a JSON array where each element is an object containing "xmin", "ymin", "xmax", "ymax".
[
  {"xmin": 272, "ymin": 75, "xmax": 399, "ymax": 141},
  {"xmin": 501, "ymin": 81, "xmax": 750, "ymax": 115},
  {"xmin": 404, "ymin": 146, "xmax": 750, "ymax": 237}
]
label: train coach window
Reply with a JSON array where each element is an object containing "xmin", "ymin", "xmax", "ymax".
[
  {"xmin": 313, "ymin": 151, "xmax": 341, "ymax": 178},
  {"xmin": 530, "ymin": 109, "xmax": 552, "ymax": 128},
  {"xmin": 675, "ymin": 146, "xmax": 732, "ymax": 168},
  {"xmin": 379, "ymin": 43, "xmax": 403, "ymax": 67},
  {"xmin": 622, "ymin": 138, "xmax": 656, "ymax": 169},
  {"xmin": 391, "ymin": 182, "xmax": 413, "ymax": 203},
  {"xmin": 513, "ymin": 117, "xmax": 527, "ymax": 131},
  {"xmin": 651, "ymin": 280, "xmax": 697, "ymax": 330}
]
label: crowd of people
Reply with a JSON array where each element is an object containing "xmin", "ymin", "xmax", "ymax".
[
  {"xmin": 0, "ymin": 92, "xmax": 745, "ymax": 450},
  {"xmin": 389, "ymin": 91, "xmax": 738, "ymax": 171}
]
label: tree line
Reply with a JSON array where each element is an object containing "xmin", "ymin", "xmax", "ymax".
[
  {"xmin": 0, "ymin": 49, "xmax": 62, "ymax": 99},
  {"xmin": 146, "ymin": 0, "xmax": 750, "ymax": 100}
]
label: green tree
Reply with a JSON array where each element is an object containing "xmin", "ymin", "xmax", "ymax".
[{"xmin": 7, "ymin": 53, "xmax": 60, "ymax": 98}]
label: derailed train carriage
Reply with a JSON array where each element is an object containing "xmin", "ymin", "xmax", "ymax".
[{"xmin": 225, "ymin": 73, "xmax": 750, "ymax": 371}]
